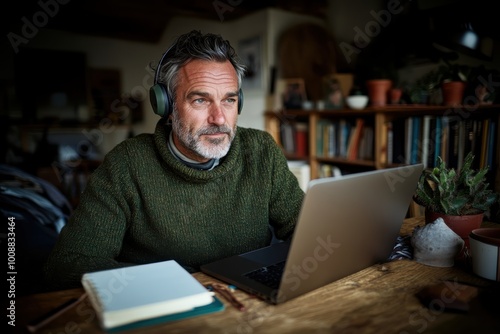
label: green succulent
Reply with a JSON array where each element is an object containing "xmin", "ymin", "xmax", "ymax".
[{"xmin": 413, "ymin": 152, "xmax": 499, "ymax": 216}]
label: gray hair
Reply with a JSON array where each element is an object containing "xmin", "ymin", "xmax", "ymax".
[{"xmin": 154, "ymin": 30, "xmax": 246, "ymax": 102}]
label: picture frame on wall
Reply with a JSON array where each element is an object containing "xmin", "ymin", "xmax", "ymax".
[
  {"xmin": 323, "ymin": 75, "xmax": 344, "ymax": 109},
  {"xmin": 274, "ymin": 78, "xmax": 307, "ymax": 110},
  {"xmin": 322, "ymin": 73, "xmax": 354, "ymax": 110},
  {"xmin": 238, "ymin": 35, "xmax": 262, "ymax": 90}
]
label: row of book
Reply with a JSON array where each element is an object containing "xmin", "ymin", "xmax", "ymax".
[
  {"xmin": 383, "ymin": 116, "xmax": 497, "ymax": 170},
  {"xmin": 281, "ymin": 122, "xmax": 308, "ymax": 157},
  {"xmin": 316, "ymin": 118, "xmax": 374, "ymax": 161}
]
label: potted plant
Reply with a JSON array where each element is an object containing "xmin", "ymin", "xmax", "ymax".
[
  {"xmin": 436, "ymin": 63, "xmax": 470, "ymax": 106},
  {"xmin": 409, "ymin": 68, "xmax": 442, "ymax": 105},
  {"xmin": 354, "ymin": 41, "xmax": 399, "ymax": 107},
  {"xmin": 413, "ymin": 152, "xmax": 499, "ymax": 252},
  {"xmin": 438, "ymin": 64, "xmax": 468, "ymax": 106},
  {"xmin": 409, "ymin": 63, "xmax": 471, "ymax": 106}
]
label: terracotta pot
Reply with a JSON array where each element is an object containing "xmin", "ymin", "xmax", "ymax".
[
  {"xmin": 366, "ymin": 79, "xmax": 392, "ymax": 106},
  {"xmin": 425, "ymin": 211, "xmax": 484, "ymax": 252},
  {"xmin": 441, "ymin": 81, "xmax": 466, "ymax": 106},
  {"xmin": 389, "ymin": 88, "xmax": 402, "ymax": 104}
]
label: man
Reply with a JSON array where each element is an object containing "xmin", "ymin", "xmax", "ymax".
[{"xmin": 44, "ymin": 30, "xmax": 304, "ymax": 290}]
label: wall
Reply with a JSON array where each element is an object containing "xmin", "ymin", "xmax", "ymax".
[
  {"xmin": 5, "ymin": 1, "xmax": 499, "ymax": 160},
  {"xmin": 147, "ymin": 9, "xmax": 324, "ymax": 133},
  {"xmin": 327, "ymin": 0, "xmax": 387, "ymax": 72},
  {"xmin": 327, "ymin": 0, "xmax": 500, "ymax": 88},
  {"xmin": 3, "ymin": 8, "xmax": 325, "ymax": 159}
]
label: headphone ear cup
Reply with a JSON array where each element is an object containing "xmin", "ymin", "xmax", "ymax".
[
  {"xmin": 149, "ymin": 83, "xmax": 172, "ymax": 118},
  {"xmin": 238, "ymin": 88, "xmax": 243, "ymax": 114}
]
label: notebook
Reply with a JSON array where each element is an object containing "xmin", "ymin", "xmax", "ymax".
[
  {"xmin": 201, "ymin": 164, "xmax": 424, "ymax": 304},
  {"xmin": 82, "ymin": 260, "xmax": 216, "ymax": 330},
  {"xmin": 107, "ymin": 296, "xmax": 224, "ymax": 333}
]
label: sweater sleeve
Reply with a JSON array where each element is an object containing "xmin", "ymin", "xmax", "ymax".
[
  {"xmin": 264, "ymin": 132, "xmax": 305, "ymax": 241},
  {"xmin": 43, "ymin": 142, "xmax": 135, "ymax": 290}
]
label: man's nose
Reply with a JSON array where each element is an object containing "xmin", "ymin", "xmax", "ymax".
[{"xmin": 208, "ymin": 104, "xmax": 226, "ymax": 125}]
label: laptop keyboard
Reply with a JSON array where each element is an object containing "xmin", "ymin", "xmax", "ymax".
[{"xmin": 243, "ymin": 261, "xmax": 286, "ymax": 290}]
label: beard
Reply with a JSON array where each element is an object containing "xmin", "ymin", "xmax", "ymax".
[{"xmin": 171, "ymin": 111, "xmax": 236, "ymax": 160}]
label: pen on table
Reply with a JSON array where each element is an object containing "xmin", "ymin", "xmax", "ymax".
[
  {"xmin": 26, "ymin": 293, "xmax": 88, "ymax": 333},
  {"xmin": 207, "ymin": 283, "xmax": 246, "ymax": 311}
]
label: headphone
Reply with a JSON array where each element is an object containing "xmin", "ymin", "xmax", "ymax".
[{"xmin": 149, "ymin": 46, "xmax": 244, "ymax": 118}]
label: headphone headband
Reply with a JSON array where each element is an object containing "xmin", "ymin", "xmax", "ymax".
[{"xmin": 152, "ymin": 44, "xmax": 174, "ymax": 88}]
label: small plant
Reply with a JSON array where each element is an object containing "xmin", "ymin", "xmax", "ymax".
[
  {"xmin": 415, "ymin": 63, "xmax": 469, "ymax": 87},
  {"xmin": 413, "ymin": 152, "xmax": 499, "ymax": 216},
  {"xmin": 348, "ymin": 85, "xmax": 366, "ymax": 96}
]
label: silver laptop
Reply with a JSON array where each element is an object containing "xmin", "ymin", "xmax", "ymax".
[{"xmin": 201, "ymin": 164, "xmax": 424, "ymax": 304}]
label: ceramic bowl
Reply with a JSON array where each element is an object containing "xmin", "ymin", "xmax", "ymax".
[
  {"xmin": 346, "ymin": 95, "xmax": 369, "ymax": 110},
  {"xmin": 469, "ymin": 228, "xmax": 500, "ymax": 281}
]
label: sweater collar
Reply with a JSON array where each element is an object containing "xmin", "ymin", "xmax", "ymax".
[
  {"xmin": 167, "ymin": 132, "xmax": 219, "ymax": 171},
  {"xmin": 153, "ymin": 119, "xmax": 240, "ymax": 182}
]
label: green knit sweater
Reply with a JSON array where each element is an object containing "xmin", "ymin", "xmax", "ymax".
[{"xmin": 44, "ymin": 120, "xmax": 305, "ymax": 290}]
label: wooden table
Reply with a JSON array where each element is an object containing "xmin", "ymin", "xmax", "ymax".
[{"xmin": 13, "ymin": 218, "xmax": 500, "ymax": 334}]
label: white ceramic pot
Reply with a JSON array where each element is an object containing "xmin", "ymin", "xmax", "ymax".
[{"xmin": 411, "ymin": 218, "xmax": 464, "ymax": 267}]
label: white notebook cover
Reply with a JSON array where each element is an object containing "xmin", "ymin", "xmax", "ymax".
[{"xmin": 81, "ymin": 260, "xmax": 214, "ymax": 329}]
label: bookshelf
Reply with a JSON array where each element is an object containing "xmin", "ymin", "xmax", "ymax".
[{"xmin": 264, "ymin": 104, "xmax": 500, "ymax": 193}]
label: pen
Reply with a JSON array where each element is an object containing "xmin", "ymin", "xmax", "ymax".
[
  {"xmin": 26, "ymin": 293, "xmax": 87, "ymax": 333},
  {"xmin": 207, "ymin": 283, "xmax": 246, "ymax": 311}
]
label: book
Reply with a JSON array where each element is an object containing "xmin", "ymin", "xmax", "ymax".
[
  {"xmin": 486, "ymin": 121, "xmax": 496, "ymax": 168},
  {"xmin": 448, "ymin": 120, "xmax": 460, "ymax": 168},
  {"xmin": 457, "ymin": 121, "xmax": 466, "ymax": 170},
  {"xmin": 339, "ymin": 119, "xmax": 350, "ymax": 158},
  {"xmin": 440, "ymin": 116, "xmax": 450, "ymax": 163},
  {"xmin": 427, "ymin": 116, "xmax": 437, "ymax": 167},
  {"xmin": 281, "ymin": 123, "xmax": 295, "ymax": 154},
  {"xmin": 411, "ymin": 116, "xmax": 422, "ymax": 165},
  {"xmin": 480, "ymin": 119, "xmax": 490, "ymax": 169},
  {"xmin": 421, "ymin": 115, "xmax": 432, "ymax": 168},
  {"xmin": 294, "ymin": 122, "xmax": 308, "ymax": 157},
  {"xmin": 108, "ymin": 296, "xmax": 224, "ymax": 333},
  {"xmin": 81, "ymin": 260, "xmax": 215, "ymax": 330},
  {"xmin": 405, "ymin": 117, "xmax": 413, "ymax": 164},
  {"xmin": 391, "ymin": 118, "xmax": 405, "ymax": 164},
  {"xmin": 433, "ymin": 117, "xmax": 442, "ymax": 167},
  {"xmin": 386, "ymin": 120, "xmax": 393, "ymax": 164},
  {"xmin": 359, "ymin": 125, "xmax": 374, "ymax": 160},
  {"xmin": 327, "ymin": 122, "xmax": 337, "ymax": 157},
  {"xmin": 347, "ymin": 118, "xmax": 364, "ymax": 160},
  {"xmin": 322, "ymin": 122, "xmax": 329, "ymax": 156},
  {"xmin": 471, "ymin": 120, "xmax": 482, "ymax": 169}
]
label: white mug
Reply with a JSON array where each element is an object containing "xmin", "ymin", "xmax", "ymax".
[{"xmin": 469, "ymin": 228, "xmax": 500, "ymax": 281}]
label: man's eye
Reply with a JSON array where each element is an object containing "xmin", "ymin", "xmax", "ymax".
[
  {"xmin": 225, "ymin": 98, "xmax": 236, "ymax": 104},
  {"xmin": 193, "ymin": 98, "xmax": 205, "ymax": 104}
]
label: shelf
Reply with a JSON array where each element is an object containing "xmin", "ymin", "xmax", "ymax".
[
  {"xmin": 265, "ymin": 103, "xmax": 500, "ymax": 117},
  {"xmin": 316, "ymin": 157, "xmax": 376, "ymax": 167},
  {"xmin": 264, "ymin": 105, "xmax": 500, "ymax": 193}
]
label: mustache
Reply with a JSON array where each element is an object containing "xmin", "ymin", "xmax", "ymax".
[{"xmin": 197, "ymin": 125, "xmax": 232, "ymax": 135}]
